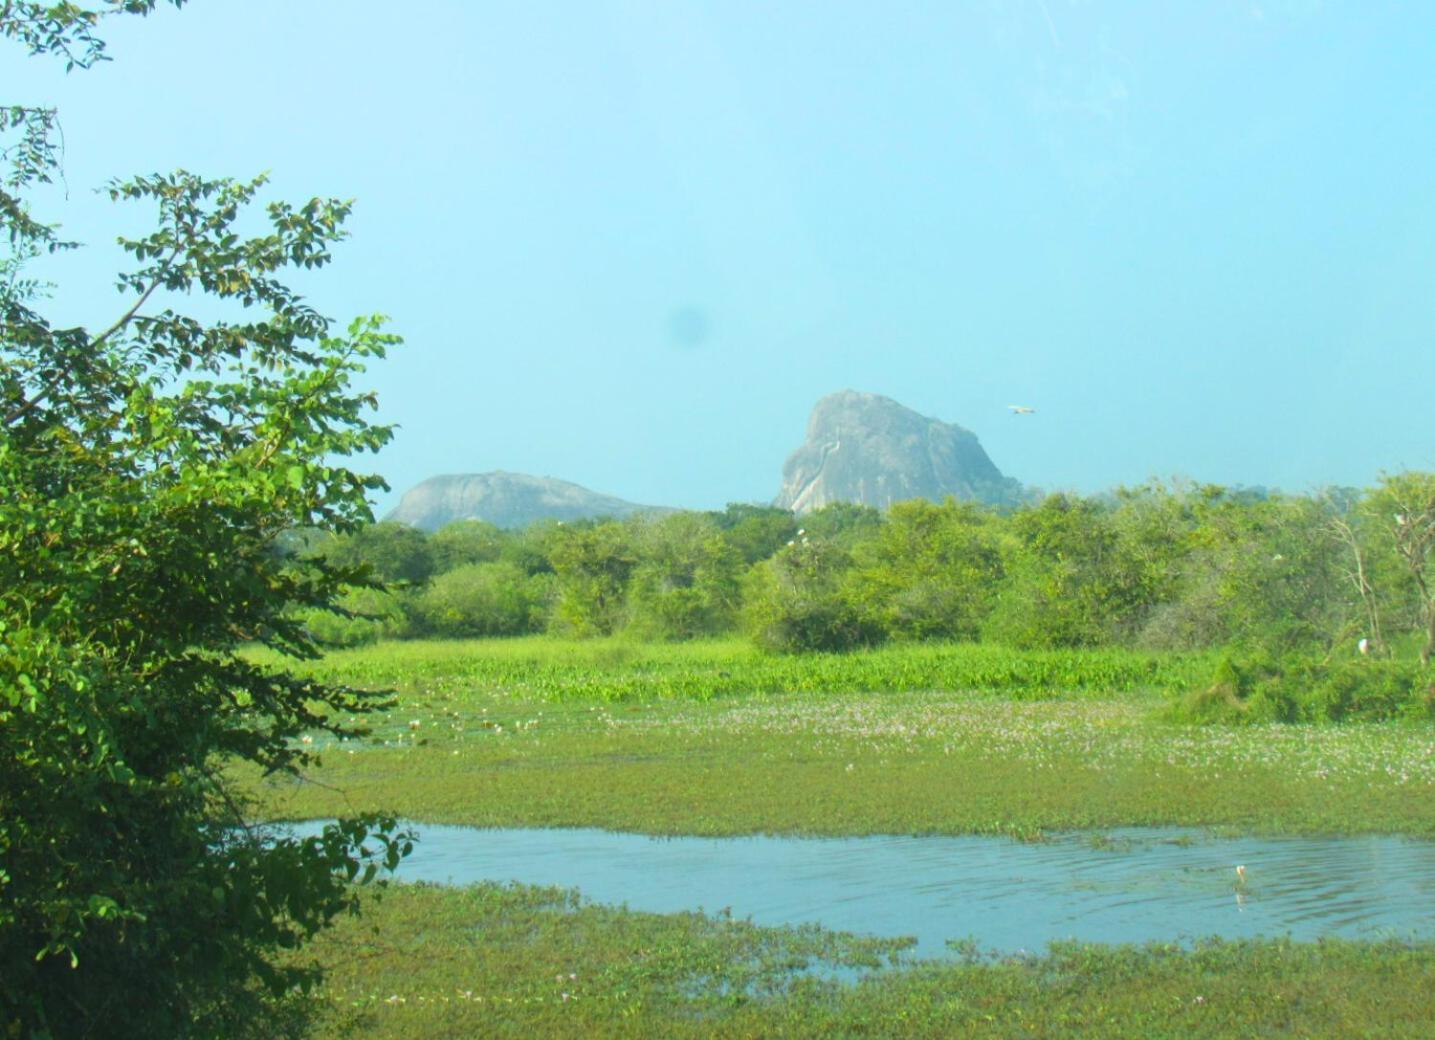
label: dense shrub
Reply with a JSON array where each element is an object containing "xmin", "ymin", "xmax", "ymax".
[
  {"xmin": 322, "ymin": 520, "xmax": 435, "ymax": 584},
  {"xmin": 293, "ymin": 476, "xmax": 1435, "ymax": 705},
  {"xmin": 1175, "ymin": 653, "xmax": 1434, "ymax": 723},
  {"xmin": 710, "ymin": 503, "xmax": 798, "ymax": 564},
  {"xmin": 627, "ymin": 514, "xmax": 744, "ymax": 640},
  {"xmin": 300, "ymin": 587, "xmax": 411, "ymax": 647},
  {"xmin": 745, "ymin": 540, "xmax": 885, "ymax": 653},
  {"xmin": 852, "ymin": 499, "xmax": 1002, "ymax": 642},
  {"xmin": 981, "ymin": 495, "xmax": 1135, "ymax": 649},
  {"xmin": 429, "ymin": 519, "xmax": 505, "ymax": 572},
  {"xmin": 548, "ymin": 522, "xmax": 637, "ymax": 636},
  {"xmin": 411, "ymin": 562, "xmax": 552, "ymax": 638}
]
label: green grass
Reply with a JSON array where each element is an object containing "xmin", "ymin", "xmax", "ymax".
[
  {"xmin": 242, "ymin": 638, "xmax": 1435, "ymax": 837},
  {"xmin": 290, "ymin": 882, "xmax": 1435, "ymax": 1039},
  {"xmin": 250, "ymin": 636, "xmax": 1216, "ymax": 706}
]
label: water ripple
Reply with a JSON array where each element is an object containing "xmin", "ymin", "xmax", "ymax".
[{"xmin": 287, "ymin": 823, "xmax": 1435, "ymax": 957}]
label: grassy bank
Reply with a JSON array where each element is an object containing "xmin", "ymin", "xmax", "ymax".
[
  {"xmin": 249, "ymin": 636, "xmax": 1216, "ymax": 704},
  {"xmin": 291, "ymin": 882, "xmax": 1435, "ymax": 1039},
  {"xmin": 243, "ymin": 639, "xmax": 1435, "ymax": 837}
]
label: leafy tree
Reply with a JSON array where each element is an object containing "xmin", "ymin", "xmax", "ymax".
[
  {"xmin": 2, "ymin": 6, "xmax": 409, "ymax": 1036},
  {"xmin": 1358, "ymin": 473, "xmax": 1435, "ymax": 664},
  {"xmin": 298, "ymin": 586, "xmax": 411, "ymax": 648},
  {"xmin": 498, "ymin": 518, "xmax": 559, "ymax": 577},
  {"xmin": 548, "ymin": 521, "xmax": 637, "ymax": 636},
  {"xmin": 853, "ymin": 498, "xmax": 1003, "ymax": 641},
  {"xmin": 982, "ymin": 493, "xmax": 1135, "ymax": 648},
  {"xmin": 800, "ymin": 500, "xmax": 883, "ymax": 545},
  {"xmin": 322, "ymin": 520, "xmax": 434, "ymax": 584},
  {"xmin": 1214, "ymin": 494, "xmax": 1347, "ymax": 653},
  {"xmin": 411, "ymin": 562, "xmax": 552, "ymax": 638},
  {"xmin": 709, "ymin": 502, "xmax": 797, "ymax": 564},
  {"xmin": 744, "ymin": 538, "xmax": 884, "ymax": 653},
  {"xmin": 428, "ymin": 518, "xmax": 505, "ymax": 574},
  {"xmin": 1132, "ymin": 488, "xmax": 1346, "ymax": 654},
  {"xmin": 628, "ymin": 513, "xmax": 743, "ymax": 639}
]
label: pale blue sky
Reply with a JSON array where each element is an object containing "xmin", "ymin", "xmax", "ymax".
[{"xmin": 11, "ymin": 0, "xmax": 1435, "ymax": 512}]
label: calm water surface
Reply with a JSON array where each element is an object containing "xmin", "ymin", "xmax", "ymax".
[{"xmin": 292, "ymin": 823, "xmax": 1435, "ymax": 957}]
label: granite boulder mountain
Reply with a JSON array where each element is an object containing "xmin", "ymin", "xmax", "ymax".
[{"xmin": 774, "ymin": 390, "xmax": 1022, "ymax": 513}]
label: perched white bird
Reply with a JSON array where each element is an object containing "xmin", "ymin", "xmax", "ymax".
[
  {"xmin": 1008, "ymin": 405, "xmax": 1036, "ymax": 415},
  {"xmin": 1358, "ymin": 637, "xmax": 1370, "ymax": 655}
]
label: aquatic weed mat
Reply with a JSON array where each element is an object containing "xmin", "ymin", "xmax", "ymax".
[
  {"xmin": 295, "ymin": 882, "xmax": 1435, "ymax": 1039},
  {"xmin": 248, "ymin": 681, "xmax": 1435, "ymax": 838}
]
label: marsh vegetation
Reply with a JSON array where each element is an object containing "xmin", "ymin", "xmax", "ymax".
[{"xmin": 236, "ymin": 636, "xmax": 1435, "ymax": 1038}]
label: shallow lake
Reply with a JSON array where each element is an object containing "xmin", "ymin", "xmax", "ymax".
[{"xmin": 288, "ymin": 823, "xmax": 1435, "ymax": 957}]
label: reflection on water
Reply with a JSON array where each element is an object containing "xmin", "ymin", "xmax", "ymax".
[{"xmin": 288, "ymin": 823, "xmax": 1435, "ymax": 957}]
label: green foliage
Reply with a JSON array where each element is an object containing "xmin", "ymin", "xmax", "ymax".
[
  {"xmin": 548, "ymin": 521, "xmax": 637, "ymax": 636},
  {"xmin": 1, "ymin": 11, "xmax": 409, "ymax": 1036},
  {"xmin": 853, "ymin": 498, "xmax": 1003, "ymax": 641},
  {"xmin": 261, "ymin": 474, "xmax": 1435, "ymax": 668},
  {"xmin": 298, "ymin": 883, "xmax": 1435, "ymax": 1040},
  {"xmin": 1359, "ymin": 472, "xmax": 1435, "ymax": 664},
  {"xmin": 709, "ymin": 502, "xmax": 798, "ymax": 564},
  {"xmin": 800, "ymin": 500, "xmax": 883, "ymax": 545},
  {"xmin": 410, "ymin": 562, "xmax": 552, "ymax": 639},
  {"xmin": 627, "ymin": 513, "xmax": 744, "ymax": 640},
  {"xmin": 744, "ymin": 539, "xmax": 885, "ymax": 653},
  {"xmin": 1204, "ymin": 497, "xmax": 1343, "ymax": 653},
  {"xmin": 427, "ymin": 518, "xmax": 504, "ymax": 572},
  {"xmin": 258, "ymin": 634, "xmax": 1211, "ymax": 705},
  {"xmin": 1175, "ymin": 652, "xmax": 1434, "ymax": 724},
  {"xmin": 299, "ymin": 586, "xmax": 411, "ymax": 648},
  {"xmin": 983, "ymin": 494, "xmax": 1134, "ymax": 648},
  {"xmin": 322, "ymin": 520, "xmax": 434, "ymax": 585},
  {"xmin": 246, "ymin": 637, "xmax": 1432, "ymax": 841},
  {"xmin": 496, "ymin": 518, "xmax": 559, "ymax": 576},
  {"xmin": 252, "ymin": 636, "xmax": 1212, "ymax": 706}
]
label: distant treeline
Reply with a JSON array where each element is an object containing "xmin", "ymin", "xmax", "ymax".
[{"xmin": 293, "ymin": 475, "xmax": 1435, "ymax": 686}]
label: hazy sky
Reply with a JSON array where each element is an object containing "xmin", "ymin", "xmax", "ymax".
[{"xmin": 11, "ymin": 0, "xmax": 1435, "ymax": 513}]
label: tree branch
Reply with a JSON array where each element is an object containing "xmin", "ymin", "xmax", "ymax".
[{"xmin": 1, "ymin": 244, "xmax": 181, "ymax": 427}]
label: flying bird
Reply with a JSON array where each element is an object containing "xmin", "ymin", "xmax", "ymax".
[{"xmin": 1008, "ymin": 405, "xmax": 1036, "ymax": 415}]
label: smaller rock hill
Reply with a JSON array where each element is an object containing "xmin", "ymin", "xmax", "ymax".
[{"xmin": 386, "ymin": 471, "xmax": 665, "ymax": 531}]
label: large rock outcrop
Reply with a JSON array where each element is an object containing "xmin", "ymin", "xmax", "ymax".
[
  {"xmin": 387, "ymin": 471, "xmax": 666, "ymax": 531},
  {"xmin": 775, "ymin": 391, "xmax": 1021, "ymax": 513}
]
